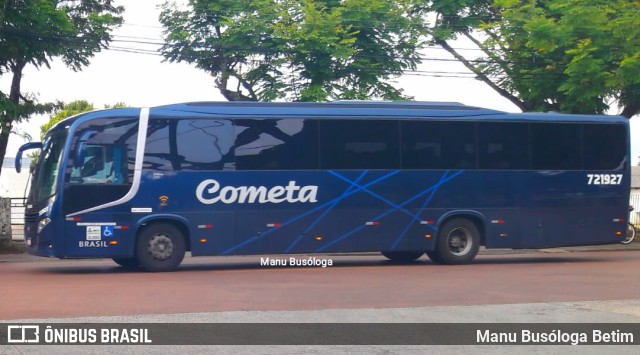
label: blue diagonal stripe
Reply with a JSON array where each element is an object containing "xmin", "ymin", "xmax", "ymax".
[
  {"xmin": 389, "ymin": 170, "xmax": 451, "ymax": 250},
  {"xmin": 284, "ymin": 170, "xmax": 368, "ymax": 253},
  {"xmin": 222, "ymin": 170, "xmax": 400, "ymax": 255},
  {"xmin": 328, "ymin": 171, "xmax": 419, "ymax": 221},
  {"xmin": 315, "ymin": 170, "xmax": 464, "ymax": 252}
]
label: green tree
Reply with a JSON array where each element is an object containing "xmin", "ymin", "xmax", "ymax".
[
  {"xmin": 38, "ymin": 100, "xmax": 128, "ymax": 139},
  {"xmin": 0, "ymin": 0, "xmax": 123, "ymax": 175},
  {"xmin": 39, "ymin": 100, "xmax": 95, "ymax": 140},
  {"xmin": 30, "ymin": 100, "xmax": 127, "ymax": 167},
  {"xmin": 159, "ymin": 0, "xmax": 427, "ymax": 102},
  {"xmin": 29, "ymin": 99, "xmax": 95, "ymax": 168},
  {"xmin": 104, "ymin": 102, "xmax": 128, "ymax": 109},
  {"xmin": 426, "ymin": 0, "xmax": 640, "ymax": 118}
]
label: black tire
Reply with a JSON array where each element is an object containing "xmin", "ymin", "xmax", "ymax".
[
  {"xmin": 428, "ymin": 218, "xmax": 480, "ymax": 265},
  {"xmin": 136, "ymin": 223, "xmax": 186, "ymax": 272},
  {"xmin": 381, "ymin": 251, "xmax": 423, "ymax": 262},
  {"xmin": 112, "ymin": 257, "xmax": 140, "ymax": 268},
  {"xmin": 425, "ymin": 250, "xmax": 443, "ymax": 264}
]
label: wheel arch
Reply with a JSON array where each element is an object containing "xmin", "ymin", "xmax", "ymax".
[
  {"xmin": 437, "ymin": 210, "xmax": 487, "ymax": 246},
  {"xmin": 135, "ymin": 214, "xmax": 192, "ymax": 252}
]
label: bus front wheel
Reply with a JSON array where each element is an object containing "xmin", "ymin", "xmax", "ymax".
[
  {"xmin": 381, "ymin": 251, "xmax": 423, "ymax": 262},
  {"xmin": 136, "ymin": 223, "xmax": 186, "ymax": 272},
  {"xmin": 426, "ymin": 218, "xmax": 480, "ymax": 265}
]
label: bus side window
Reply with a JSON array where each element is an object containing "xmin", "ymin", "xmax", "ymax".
[
  {"xmin": 582, "ymin": 124, "xmax": 627, "ymax": 170},
  {"xmin": 234, "ymin": 118, "xmax": 319, "ymax": 170},
  {"xmin": 531, "ymin": 123, "xmax": 581, "ymax": 170},
  {"xmin": 477, "ymin": 122, "xmax": 529, "ymax": 170},
  {"xmin": 144, "ymin": 118, "xmax": 235, "ymax": 171},
  {"xmin": 401, "ymin": 121, "xmax": 476, "ymax": 170},
  {"xmin": 69, "ymin": 145, "xmax": 127, "ymax": 184},
  {"xmin": 320, "ymin": 120, "xmax": 399, "ymax": 170}
]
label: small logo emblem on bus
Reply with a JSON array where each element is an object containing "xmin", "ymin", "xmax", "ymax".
[
  {"xmin": 102, "ymin": 226, "xmax": 114, "ymax": 237},
  {"xmin": 159, "ymin": 195, "xmax": 169, "ymax": 206}
]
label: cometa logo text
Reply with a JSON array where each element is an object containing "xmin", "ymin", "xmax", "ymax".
[{"xmin": 196, "ymin": 179, "xmax": 319, "ymax": 204}]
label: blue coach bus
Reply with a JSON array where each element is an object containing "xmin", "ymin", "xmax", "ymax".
[{"xmin": 16, "ymin": 101, "xmax": 630, "ymax": 271}]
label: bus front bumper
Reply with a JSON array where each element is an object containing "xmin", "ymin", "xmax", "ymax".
[{"xmin": 24, "ymin": 221, "xmax": 58, "ymax": 258}]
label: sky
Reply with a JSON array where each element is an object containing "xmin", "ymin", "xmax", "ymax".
[{"xmin": 1, "ymin": 0, "xmax": 638, "ymax": 165}]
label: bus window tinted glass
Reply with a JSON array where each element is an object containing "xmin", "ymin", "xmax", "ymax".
[
  {"xmin": 68, "ymin": 145, "xmax": 128, "ymax": 184},
  {"xmin": 401, "ymin": 121, "xmax": 476, "ymax": 169},
  {"xmin": 478, "ymin": 122, "xmax": 529, "ymax": 170},
  {"xmin": 66, "ymin": 118, "xmax": 138, "ymax": 184},
  {"xmin": 234, "ymin": 119, "xmax": 319, "ymax": 170},
  {"xmin": 144, "ymin": 119, "xmax": 234, "ymax": 171},
  {"xmin": 583, "ymin": 124, "xmax": 626, "ymax": 170},
  {"xmin": 531, "ymin": 123, "xmax": 581, "ymax": 170},
  {"xmin": 63, "ymin": 118, "xmax": 138, "ymax": 214},
  {"xmin": 320, "ymin": 120, "xmax": 399, "ymax": 169}
]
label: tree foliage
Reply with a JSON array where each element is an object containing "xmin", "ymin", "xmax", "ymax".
[
  {"xmin": 0, "ymin": 0, "xmax": 123, "ymax": 174},
  {"xmin": 159, "ymin": 0, "xmax": 427, "ymax": 102},
  {"xmin": 39, "ymin": 100, "xmax": 94, "ymax": 139},
  {"xmin": 427, "ymin": 0, "xmax": 640, "ymax": 118},
  {"xmin": 39, "ymin": 100, "xmax": 128, "ymax": 139},
  {"xmin": 29, "ymin": 100, "xmax": 127, "ymax": 166}
]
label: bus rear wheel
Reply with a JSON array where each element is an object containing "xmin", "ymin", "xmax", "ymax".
[
  {"xmin": 427, "ymin": 218, "xmax": 480, "ymax": 265},
  {"xmin": 136, "ymin": 223, "xmax": 186, "ymax": 272},
  {"xmin": 381, "ymin": 251, "xmax": 423, "ymax": 262},
  {"xmin": 112, "ymin": 257, "xmax": 139, "ymax": 269}
]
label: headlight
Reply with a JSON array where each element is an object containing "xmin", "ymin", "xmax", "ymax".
[{"xmin": 37, "ymin": 217, "xmax": 51, "ymax": 234}]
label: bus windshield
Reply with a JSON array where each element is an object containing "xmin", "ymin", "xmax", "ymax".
[{"xmin": 30, "ymin": 132, "xmax": 67, "ymax": 203}]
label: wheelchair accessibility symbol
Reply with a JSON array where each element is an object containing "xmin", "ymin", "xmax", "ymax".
[{"xmin": 102, "ymin": 226, "xmax": 114, "ymax": 238}]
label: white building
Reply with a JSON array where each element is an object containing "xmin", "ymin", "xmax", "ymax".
[{"xmin": 0, "ymin": 158, "xmax": 32, "ymax": 198}]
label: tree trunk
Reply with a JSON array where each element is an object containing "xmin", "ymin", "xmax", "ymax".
[
  {"xmin": 434, "ymin": 38, "xmax": 528, "ymax": 112},
  {"xmin": 0, "ymin": 60, "xmax": 26, "ymax": 177},
  {"xmin": 620, "ymin": 88, "xmax": 640, "ymax": 119},
  {"xmin": 621, "ymin": 104, "xmax": 640, "ymax": 119}
]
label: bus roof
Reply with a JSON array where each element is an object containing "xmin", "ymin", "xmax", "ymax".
[
  {"xmin": 152, "ymin": 101, "xmax": 628, "ymax": 123},
  {"xmin": 153, "ymin": 101, "xmax": 504, "ymax": 118},
  {"xmin": 50, "ymin": 101, "xmax": 629, "ymax": 134}
]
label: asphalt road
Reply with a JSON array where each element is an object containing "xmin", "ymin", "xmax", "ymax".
[
  {"xmin": 2, "ymin": 248, "xmax": 640, "ymax": 353},
  {"xmin": 1, "ymin": 249, "xmax": 640, "ymax": 320}
]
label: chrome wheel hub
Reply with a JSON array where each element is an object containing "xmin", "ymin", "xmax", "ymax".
[
  {"xmin": 447, "ymin": 227, "xmax": 472, "ymax": 256},
  {"xmin": 147, "ymin": 234, "xmax": 174, "ymax": 261}
]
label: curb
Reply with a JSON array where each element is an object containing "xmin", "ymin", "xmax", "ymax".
[
  {"xmin": 0, "ymin": 240, "xmax": 27, "ymax": 255},
  {"xmin": 479, "ymin": 241, "xmax": 640, "ymax": 255}
]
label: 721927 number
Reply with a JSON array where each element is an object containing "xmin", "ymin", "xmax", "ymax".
[{"xmin": 587, "ymin": 174, "xmax": 623, "ymax": 185}]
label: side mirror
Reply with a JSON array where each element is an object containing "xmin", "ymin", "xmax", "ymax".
[
  {"xmin": 74, "ymin": 130, "xmax": 98, "ymax": 168},
  {"xmin": 15, "ymin": 142, "xmax": 43, "ymax": 173}
]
